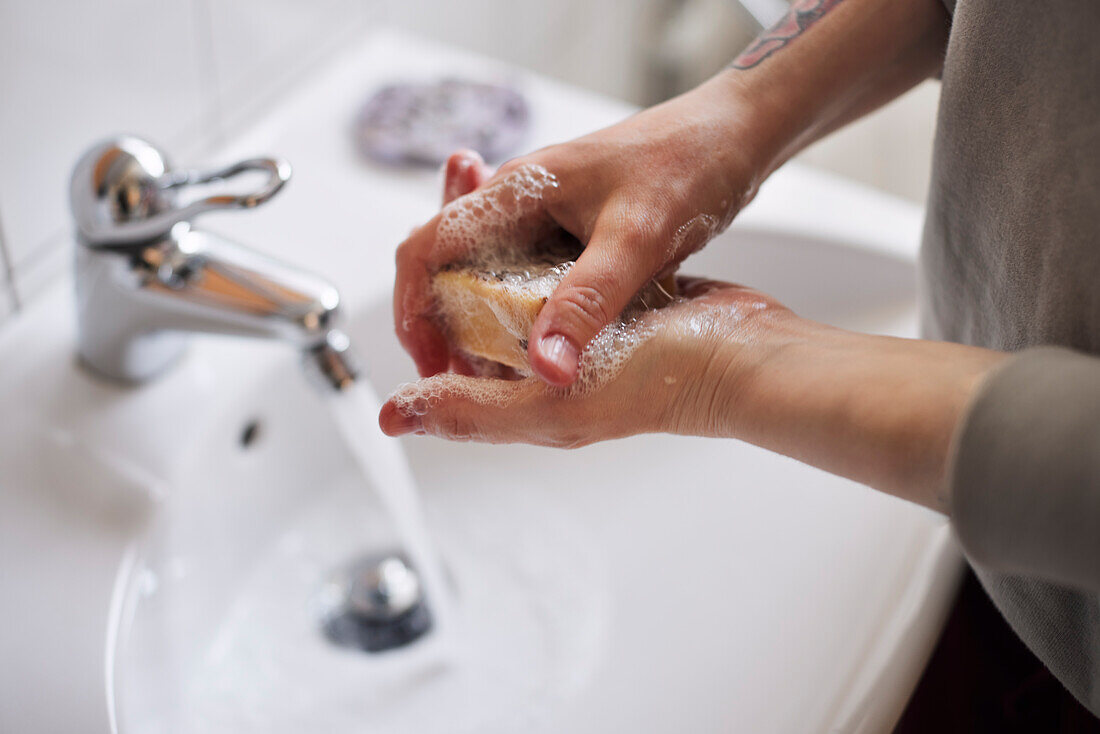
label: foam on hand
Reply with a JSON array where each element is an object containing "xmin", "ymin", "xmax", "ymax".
[
  {"xmin": 429, "ymin": 163, "xmax": 674, "ymax": 373},
  {"xmin": 392, "ymin": 163, "xmax": 680, "ymax": 420},
  {"xmin": 388, "ymin": 307, "xmax": 662, "ymax": 435}
]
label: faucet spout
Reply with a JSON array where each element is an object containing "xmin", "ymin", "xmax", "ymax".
[
  {"xmin": 71, "ymin": 136, "xmax": 358, "ymax": 388},
  {"xmin": 305, "ymin": 329, "xmax": 359, "ymax": 392}
]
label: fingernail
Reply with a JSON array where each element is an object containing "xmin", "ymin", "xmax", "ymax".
[
  {"xmin": 538, "ymin": 334, "xmax": 580, "ymax": 383},
  {"xmin": 385, "ymin": 410, "xmax": 422, "ymax": 436}
]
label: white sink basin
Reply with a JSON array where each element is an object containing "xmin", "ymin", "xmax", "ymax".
[
  {"xmin": 0, "ymin": 30, "xmax": 959, "ymax": 734},
  {"xmin": 104, "ymin": 223, "xmax": 946, "ymax": 734}
]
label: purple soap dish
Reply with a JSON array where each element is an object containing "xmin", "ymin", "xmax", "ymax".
[{"xmin": 355, "ymin": 78, "xmax": 530, "ymax": 167}]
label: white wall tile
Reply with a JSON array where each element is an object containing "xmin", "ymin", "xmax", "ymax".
[
  {"xmin": 0, "ymin": 282, "xmax": 15, "ymax": 326},
  {"xmin": 0, "ymin": 0, "xmax": 209, "ymax": 273},
  {"xmin": 0, "ymin": 203, "xmax": 19, "ymax": 327},
  {"xmin": 0, "ymin": 264, "xmax": 15, "ymax": 321},
  {"xmin": 0, "ymin": 0, "xmax": 373, "ymax": 312}
]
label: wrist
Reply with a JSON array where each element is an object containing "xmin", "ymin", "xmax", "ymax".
[
  {"xmin": 664, "ymin": 300, "xmax": 812, "ymax": 438},
  {"xmin": 722, "ymin": 324, "xmax": 1007, "ymax": 510},
  {"xmin": 697, "ymin": 69, "xmax": 802, "ymax": 183}
]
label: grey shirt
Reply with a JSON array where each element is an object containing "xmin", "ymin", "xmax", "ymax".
[{"xmin": 921, "ymin": 0, "xmax": 1100, "ymax": 715}]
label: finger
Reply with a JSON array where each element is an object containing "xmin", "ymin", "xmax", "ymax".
[
  {"xmin": 449, "ymin": 352, "xmax": 479, "ymax": 376},
  {"xmin": 393, "ymin": 217, "xmax": 451, "ymax": 377},
  {"xmin": 396, "ymin": 293, "xmax": 450, "ymax": 378},
  {"xmin": 379, "ymin": 376, "xmax": 558, "ymax": 444},
  {"xmin": 397, "ymin": 158, "xmax": 550, "ymax": 377},
  {"xmin": 442, "ymin": 149, "xmax": 490, "ymax": 205},
  {"xmin": 528, "ymin": 209, "xmax": 666, "ymax": 387},
  {"xmin": 379, "ymin": 399, "xmax": 425, "ymax": 437}
]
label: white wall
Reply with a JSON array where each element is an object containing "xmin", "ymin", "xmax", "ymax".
[
  {"xmin": 380, "ymin": 0, "xmax": 940, "ymax": 201},
  {"xmin": 0, "ymin": 0, "xmax": 370, "ymax": 312},
  {"xmin": 0, "ymin": 0, "xmax": 938, "ymax": 329},
  {"xmin": 379, "ymin": 0, "xmax": 670, "ymax": 106}
]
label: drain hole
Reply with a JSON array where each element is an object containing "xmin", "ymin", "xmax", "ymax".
[
  {"xmin": 317, "ymin": 552, "xmax": 433, "ymax": 653},
  {"xmin": 239, "ymin": 419, "xmax": 262, "ymax": 448}
]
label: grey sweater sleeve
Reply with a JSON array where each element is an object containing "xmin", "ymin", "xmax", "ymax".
[{"xmin": 950, "ymin": 347, "xmax": 1100, "ymax": 592}]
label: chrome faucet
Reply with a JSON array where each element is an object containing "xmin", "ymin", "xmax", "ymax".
[{"xmin": 70, "ymin": 135, "xmax": 357, "ymax": 390}]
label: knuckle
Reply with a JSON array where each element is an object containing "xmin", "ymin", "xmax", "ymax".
[
  {"xmin": 545, "ymin": 428, "xmax": 588, "ymax": 450},
  {"xmin": 540, "ymin": 404, "xmax": 591, "ymax": 449},
  {"xmin": 602, "ymin": 205, "xmax": 665, "ymax": 253},
  {"xmin": 729, "ymin": 291, "xmax": 791, "ymax": 326},
  {"xmin": 429, "ymin": 410, "xmax": 473, "ymax": 442},
  {"xmin": 623, "ymin": 215, "xmax": 664, "ymax": 250},
  {"xmin": 585, "ymin": 265, "xmax": 624, "ymax": 299},
  {"xmin": 495, "ymin": 157, "xmax": 527, "ymax": 178},
  {"xmin": 555, "ymin": 283, "xmax": 616, "ymax": 334}
]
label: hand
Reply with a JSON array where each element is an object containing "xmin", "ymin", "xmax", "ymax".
[
  {"xmin": 382, "ymin": 267, "xmax": 1006, "ymax": 511},
  {"xmin": 393, "ymin": 74, "xmax": 769, "ymax": 386},
  {"xmin": 380, "ymin": 276, "xmax": 795, "ymax": 447},
  {"xmin": 383, "ymin": 0, "xmax": 975, "ymax": 514}
]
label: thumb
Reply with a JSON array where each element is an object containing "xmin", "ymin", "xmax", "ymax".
[{"xmin": 528, "ymin": 213, "xmax": 662, "ymax": 386}]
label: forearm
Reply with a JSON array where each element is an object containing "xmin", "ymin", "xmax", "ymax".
[
  {"xmin": 709, "ymin": 319, "xmax": 1006, "ymax": 510},
  {"xmin": 704, "ymin": 0, "xmax": 950, "ymax": 179}
]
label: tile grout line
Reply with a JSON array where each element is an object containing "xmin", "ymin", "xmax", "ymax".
[
  {"xmin": 0, "ymin": 204, "xmax": 21, "ymax": 311},
  {"xmin": 13, "ymin": 228, "xmax": 69, "ymax": 294}
]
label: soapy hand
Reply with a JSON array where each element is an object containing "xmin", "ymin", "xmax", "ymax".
[
  {"xmin": 381, "ymin": 275, "xmax": 795, "ymax": 446},
  {"xmin": 383, "ymin": 0, "xmax": 999, "ymax": 513},
  {"xmin": 393, "ymin": 75, "xmax": 766, "ymax": 387},
  {"xmin": 384, "ymin": 146, "xmax": 1003, "ymax": 509}
]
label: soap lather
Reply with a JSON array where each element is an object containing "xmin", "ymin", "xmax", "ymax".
[{"xmin": 432, "ymin": 234, "xmax": 676, "ymax": 374}]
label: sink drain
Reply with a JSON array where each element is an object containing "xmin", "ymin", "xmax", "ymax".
[{"xmin": 316, "ymin": 552, "xmax": 433, "ymax": 653}]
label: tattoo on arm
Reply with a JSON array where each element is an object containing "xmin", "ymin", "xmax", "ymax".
[{"xmin": 730, "ymin": 0, "xmax": 846, "ymax": 70}]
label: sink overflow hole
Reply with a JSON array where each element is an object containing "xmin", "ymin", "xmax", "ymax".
[{"xmin": 239, "ymin": 419, "xmax": 262, "ymax": 448}]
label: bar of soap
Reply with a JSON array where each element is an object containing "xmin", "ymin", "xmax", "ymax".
[{"xmin": 432, "ymin": 264, "xmax": 676, "ymax": 372}]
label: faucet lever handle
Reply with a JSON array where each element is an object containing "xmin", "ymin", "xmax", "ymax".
[
  {"xmin": 160, "ymin": 157, "xmax": 292, "ymax": 218},
  {"xmin": 71, "ymin": 136, "xmax": 292, "ymax": 247}
]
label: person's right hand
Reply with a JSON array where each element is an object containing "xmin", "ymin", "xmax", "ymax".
[{"xmin": 394, "ymin": 72, "xmax": 771, "ymax": 386}]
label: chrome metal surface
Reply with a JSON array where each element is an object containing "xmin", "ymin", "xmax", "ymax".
[
  {"xmin": 318, "ymin": 552, "xmax": 433, "ymax": 653},
  {"xmin": 71, "ymin": 136, "xmax": 356, "ymax": 387},
  {"xmin": 304, "ymin": 329, "xmax": 360, "ymax": 392},
  {"xmin": 71, "ymin": 136, "xmax": 290, "ymax": 247},
  {"xmin": 346, "ymin": 555, "xmax": 423, "ymax": 622}
]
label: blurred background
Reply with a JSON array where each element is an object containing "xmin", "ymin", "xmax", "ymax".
[{"xmin": 0, "ymin": 0, "xmax": 939, "ymax": 320}]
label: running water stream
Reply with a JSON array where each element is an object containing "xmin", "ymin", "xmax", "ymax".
[
  {"xmin": 325, "ymin": 381, "xmax": 455, "ymax": 653},
  {"xmin": 114, "ymin": 374, "xmax": 605, "ymax": 733}
]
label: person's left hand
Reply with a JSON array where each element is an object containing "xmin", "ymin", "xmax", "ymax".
[
  {"xmin": 381, "ymin": 147, "xmax": 1006, "ymax": 512},
  {"xmin": 378, "ymin": 272, "xmax": 796, "ymax": 446}
]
